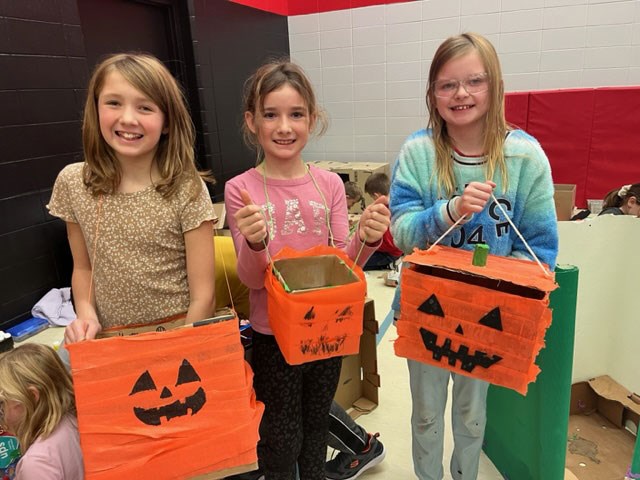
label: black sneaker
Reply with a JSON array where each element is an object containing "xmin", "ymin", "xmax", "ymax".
[{"xmin": 325, "ymin": 433, "xmax": 386, "ymax": 480}]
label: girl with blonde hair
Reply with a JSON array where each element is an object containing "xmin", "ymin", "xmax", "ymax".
[
  {"xmin": 0, "ymin": 343, "xmax": 83, "ymax": 479},
  {"xmin": 390, "ymin": 33, "xmax": 558, "ymax": 480}
]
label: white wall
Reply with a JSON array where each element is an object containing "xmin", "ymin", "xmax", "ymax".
[
  {"xmin": 288, "ymin": 0, "xmax": 640, "ymax": 163},
  {"xmin": 557, "ymin": 216, "xmax": 640, "ymax": 394}
]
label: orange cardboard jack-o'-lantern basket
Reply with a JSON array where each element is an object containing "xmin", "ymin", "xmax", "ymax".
[
  {"xmin": 264, "ymin": 245, "xmax": 367, "ymax": 365},
  {"xmin": 395, "ymin": 245, "xmax": 557, "ymax": 395},
  {"xmin": 67, "ymin": 318, "xmax": 264, "ymax": 480}
]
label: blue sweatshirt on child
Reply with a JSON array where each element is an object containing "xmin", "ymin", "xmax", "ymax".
[{"xmin": 389, "ymin": 128, "xmax": 559, "ymax": 312}]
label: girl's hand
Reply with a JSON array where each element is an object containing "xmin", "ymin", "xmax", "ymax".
[
  {"xmin": 456, "ymin": 181, "xmax": 496, "ymax": 216},
  {"xmin": 64, "ymin": 316, "xmax": 101, "ymax": 344},
  {"xmin": 359, "ymin": 195, "xmax": 391, "ymax": 244},
  {"xmin": 234, "ymin": 189, "xmax": 268, "ymax": 248}
]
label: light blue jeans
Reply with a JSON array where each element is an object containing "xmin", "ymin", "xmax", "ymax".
[{"xmin": 407, "ymin": 359, "xmax": 489, "ymax": 480}]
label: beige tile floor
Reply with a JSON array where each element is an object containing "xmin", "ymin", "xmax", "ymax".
[{"xmin": 355, "ymin": 269, "xmax": 504, "ymax": 480}]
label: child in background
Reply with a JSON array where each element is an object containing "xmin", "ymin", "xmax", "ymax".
[
  {"xmin": 599, "ymin": 183, "xmax": 640, "ymax": 216},
  {"xmin": 362, "ymin": 173, "xmax": 403, "ymax": 271},
  {"xmin": 225, "ymin": 59, "xmax": 390, "ymax": 480},
  {"xmin": 48, "ymin": 53, "xmax": 216, "ymax": 344},
  {"xmin": 344, "ymin": 181, "xmax": 364, "ymax": 211},
  {"xmin": 0, "ymin": 344, "xmax": 83, "ymax": 480},
  {"xmin": 390, "ymin": 33, "xmax": 558, "ymax": 480}
]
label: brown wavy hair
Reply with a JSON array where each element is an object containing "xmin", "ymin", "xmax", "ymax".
[
  {"xmin": 0, "ymin": 344, "xmax": 75, "ymax": 453},
  {"xmin": 82, "ymin": 53, "xmax": 213, "ymax": 198},
  {"xmin": 602, "ymin": 183, "xmax": 640, "ymax": 209},
  {"xmin": 242, "ymin": 59, "xmax": 328, "ymax": 165},
  {"xmin": 426, "ymin": 33, "xmax": 509, "ymax": 197}
]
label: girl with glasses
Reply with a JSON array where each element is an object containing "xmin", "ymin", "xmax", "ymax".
[{"xmin": 389, "ymin": 32, "xmax": 559, "ymax": 480}]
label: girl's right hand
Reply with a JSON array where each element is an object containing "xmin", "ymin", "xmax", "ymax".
[
  {"xmin": 234, "ymin": 189, "xmax": 268, "ymax": 247},
  {"xmin": 456, "ymin": 181, "xmax": 496, "ymax": 216},
  {"xmin": 64, "ymin": 317, "xmax": 101, "ymax": 344}
]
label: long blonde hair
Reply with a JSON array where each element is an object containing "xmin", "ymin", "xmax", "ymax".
[
  {"xmin": 426, "ymin": 33, "xmax": 508, "ymax": 197},
  {"xmin": 242, "ymin": 59, "xmax": 328, "ymax": 165},
  {"xmin": 0, "ymin": 344, "xmax": 75, "ymax": 453},
  {"xmin": 82, "ymin": 52, "xmax": 213, "ymax": 198}
]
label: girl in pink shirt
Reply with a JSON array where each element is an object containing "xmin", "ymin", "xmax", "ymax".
[
  {"xmin": 225, "ymin": 60, "xmax": 390, "ymax": 480},
  {"xmin": 0, "ymin": 344, "xmax": 83, "ymax": 480}
]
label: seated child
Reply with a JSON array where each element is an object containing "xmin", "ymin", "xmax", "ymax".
[
  {"xmin": 0, "ymin": 343, "xmax": 83, "ymax": 480},
  {"xmin": 344, "ymin": 181, "xmax": 364, "ymax": 211},
  {"xmin": 363, "ymin": 173, "xmax": 403, "ymax": 271},
  {"xmin": 599, "ymin": 183, "xmax": 640, "ymax": 216}
]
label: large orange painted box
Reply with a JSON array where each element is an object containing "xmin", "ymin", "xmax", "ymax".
[
  {"xmin": 67, "ymin": 318, "xmax": 263, "ymax": 480},
  {"xmin": 395, "ymin": 245, "xmax": 557, "ymax": 395}
]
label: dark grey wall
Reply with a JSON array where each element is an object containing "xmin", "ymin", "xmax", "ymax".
[
  {"xmin": 189, "ymin": 0, "xmax": 290, "ymax": 200},
  {"xmin": 0, "ymin": 1, "xmax": 86, "ymax": 329},
  {"xmin": 0, "ymin": 0, "xmax": 288, "ymax": 329}
]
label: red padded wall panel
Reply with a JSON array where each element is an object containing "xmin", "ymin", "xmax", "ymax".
[
  {"xmin": 585, "ymin": 87, "xmax": 640, "ymax": 204},
  {"xmin": 527, "ymin": 89, "xmax": 595, "ymax": 207},
  {"xmin": 230, "ymin": 0, "xmax": 288, "ymax": 15},
  {"xmin": 230, "ymin": 0, "xmax": 414, "ymax": 16},
  {"xmin": 504, "ymin": 92, "xmax": 530, "ymax": 131}
]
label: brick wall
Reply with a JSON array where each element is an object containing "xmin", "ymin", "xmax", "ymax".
[{"xmin": 0, "ymin": 1, "xmax": 86, "ymax": 328}]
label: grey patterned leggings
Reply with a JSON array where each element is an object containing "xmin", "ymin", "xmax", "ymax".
[{"xmin": 252, "ymin": 331, "xmax": 343, "ymax": 480}]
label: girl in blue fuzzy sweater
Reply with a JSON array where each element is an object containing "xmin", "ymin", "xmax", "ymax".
[{"xmin": 389, "ymin": 33, "xmax": 558, "ymax": 480}]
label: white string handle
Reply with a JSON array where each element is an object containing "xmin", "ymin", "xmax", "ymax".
[
  {"xmin": 426, "ymin": 194, "xmax": 552, "ymax": 278},
  {"xmin": 426, "ymin": 214, "xmax": 467, "ymax": 252},
  {"xmin": 489, "ymin": 193, "xmax": 552, "ymax": 277}
]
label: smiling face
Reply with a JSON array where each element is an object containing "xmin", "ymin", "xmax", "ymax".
[
  {"xmin": 433, "ymin": 51, "xmax": 490, "ymax": 143},
  {"xmin": 245, "ymin": 84, "xmax": 312, "ymax": 167},
  {"xmin": 98, "ymin": 70, "xmax": 167, "ymax": 166}
]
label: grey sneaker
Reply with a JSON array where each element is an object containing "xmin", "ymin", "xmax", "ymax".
[{"xmin": 325, "ymin": 433, "xmax": 386, "ymax": 480}]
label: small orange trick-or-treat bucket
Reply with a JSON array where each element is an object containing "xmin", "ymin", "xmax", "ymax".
[
  {"xmin": 265, "ymin": 245, "xmax": 367, "ymax": 365},
  {"xmin": 395, "ymin": 245, "xmax": 558, "ymax": 395},
  {"xmin": 67, "ymin": 317, "xmax": 264, "ymax": 480}
]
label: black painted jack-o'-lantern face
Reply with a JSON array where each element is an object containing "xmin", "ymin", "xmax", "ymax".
[
  {"xmin": 395, "ymin": 245, "xmax": 557, "ymax": 395},
  {"xmin": 129, "ymin": 359, "xmax": 206, "ymax": 426},
  {"xmin": 418, "ymin": 293, "xmax": 503, "ymax": 373}
]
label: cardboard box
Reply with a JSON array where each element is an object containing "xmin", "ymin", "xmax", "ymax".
[
  {"xmin": 554, "ymin": 184, "xmax": 576, "ymax": 221},
  {"xmin": 332, "ymin": 162, "xmax": 391, "ymax": 212},
  {"xmin": 273, "ymin": 255, "xmax": 360, "ymax": 293},
  {"xmin": 566, "ymin": 375, "xmax": 640, "ymax": 480},
  {"xmin": 308, "ymin": 161, "xmax": 391, "ymax": 213},
  {"xmin": 334, "ymin": 298, "xmax": 380, "ymax": 419}
]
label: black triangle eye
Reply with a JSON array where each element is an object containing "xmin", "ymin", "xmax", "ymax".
[
  {"xmin": 130, "ymin": 370, "xmax": 156, "ymax": 395},
  {"xmin": 479, "ymin": 307, "xmax": 503, "ymax": 331},
  {"xmin": 418, "ymin": 294, "xmax": 445, "ymax": 317},
  {"xmin": 176, "ymin": 359, "xmax": 201, "ymax": 386}
]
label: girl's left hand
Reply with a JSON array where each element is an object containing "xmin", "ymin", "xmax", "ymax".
[{"xmin": 359, "ymin": 195, "xmax": 391, "ymax": 244}]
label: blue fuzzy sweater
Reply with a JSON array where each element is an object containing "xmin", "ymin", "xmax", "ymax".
[{"xmin": 389, "ymin": 128, "xmax": 559, "ymax": 312}]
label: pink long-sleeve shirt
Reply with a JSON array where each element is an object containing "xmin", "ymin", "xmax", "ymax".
[{"xmin": 224, "ymin": 166, "xmax": 379, "ymax": 334}]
